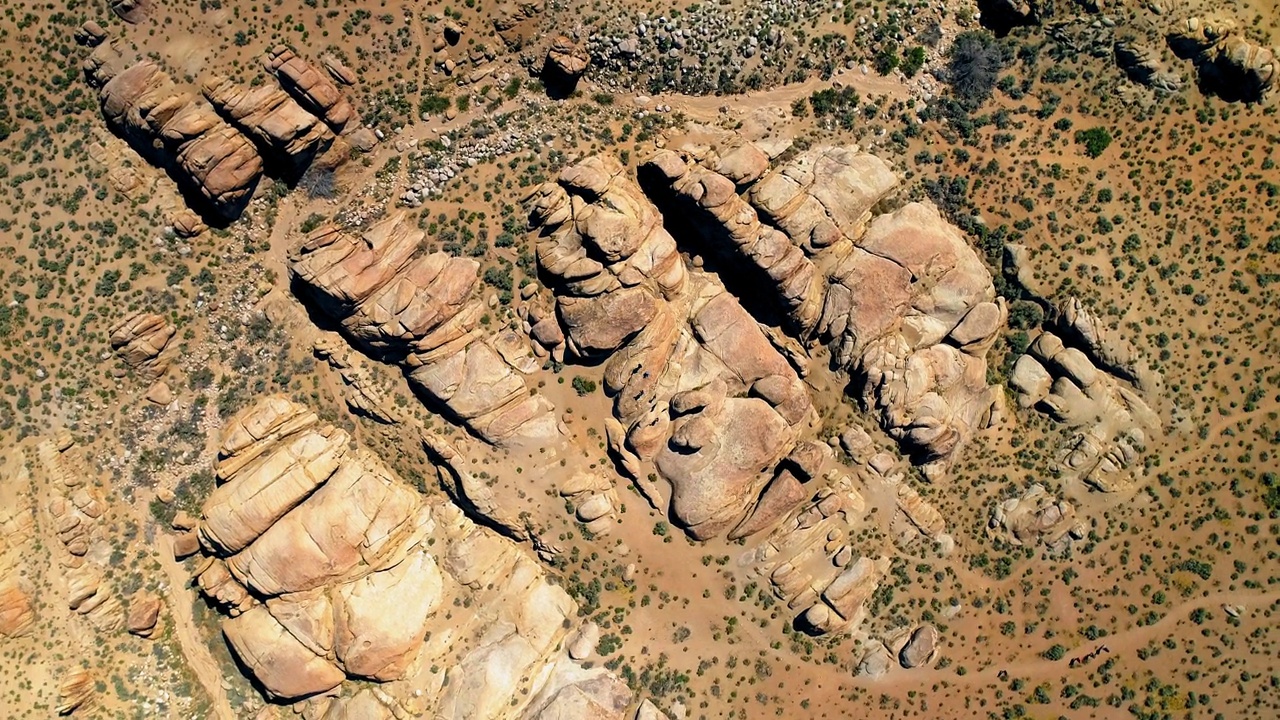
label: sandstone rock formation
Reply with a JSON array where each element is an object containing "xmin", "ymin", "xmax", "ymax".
[
  {"xmin": 84, "ymin": 43, "xmax": 263, "ymax": 219},
  {"xmin": 265, "ymin": 46, "xmax": 357, "ymax": 134},
  {"xmin": 1009, "ymin": 318, "xmax": 1161, "ymax": 493},
  {"xmin": 202, "ymin": 74, "xmax": 334, "ymax": 173},
  {"xmin": 192, "ymin": 397, "xmax": 632, "ymax": 715},
  {"xmin": 989, "ymin": 483, "xmax": 1085, "ymax": 551},
  {"xmin": 109, "ymin": 311, "xmax": 175, "ymax": 380},
  {"xmin": 289, "ymin": 213, "xmax": 558, "ymax": 446},
  {"xmin": 637, "ymin": 137, "xmax": 1004, "ymax": 478},
  {"xmin": 1169, "ymin": 17, "xmax": 1275, "ymax": 101},
  {"xmin": 528, "ymin": 154, "xmax": 816, "ymax": 539}
]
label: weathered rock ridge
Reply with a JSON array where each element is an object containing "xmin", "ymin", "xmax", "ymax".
[
  {"xmin": 192, "ymin": 397, "xmax": 633, "ymax": 718},
  {"xmin": 288, "ymin": 213, "xmax": 558, "ymax": 446},
  {"xmin": 84, "ymin": 40, "xmax": 367, "ymax": 220}
]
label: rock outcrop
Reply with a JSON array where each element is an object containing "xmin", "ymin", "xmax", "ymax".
[
  {"xmin": 289, "ymin": 213, "xmax": 558, "ymax": 446},
  {"xmin": 56, "ymin": 669, "xmax": 94, "ymax": 715},
  {"xmin": 192, "ymin": 397, "xmax": 631, "ymax": 715},
  {"xmin": 637, "ymin": 138, "xmax": 1004, "ymax": 478},
  {"xmin": 528, "ymin": 155, "xmax": 815, "ymax": 538},
  {"xmin": 202, "ymin": 75, "xmax": 334, "ymax": 173},
  {"xmin": 84, "ymin": 43, "xmax": 263, "ymax": 219},
  {"xmin": 1115, "ymin": 40, "xmax": 1183, "ymax": 92},
  {"xmin": 989, "ymin": 484, "xmax": 1084, "ymax": 551},
  {"xmin": 1009, "ymin": 318, "xmax": 1161, "ymax": 493},
  {"xmin": 1169, "ymin": 17, "xmax": 1275, "ymax": 101},
  {"xmin": 544, "ymin": 35, "xmax": 590, "ymax": 94},
  {"xmin": 126, "ymin": 591, "xmax": 162, "ymax": 638},
  {"xmin": 109, "ymin": 312, "xmax": 175, "ymax": 380},
  {"xmin": 0, "ymin": 456, "xmax": 35, "ymax": 638},
  {"xmin": 264, "ymin": 46, "xmax": 357, "ymax": 134}
]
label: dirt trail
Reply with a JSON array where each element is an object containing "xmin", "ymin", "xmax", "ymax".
[
  {"xmin": 865, "ymin": 588, "xmax": 1280, "ymax": 690},
  {"xmin": 662, "ymin": 66, "xmax": 910, "ymax": 121},
  {"xmin": 156, "ymin": 533, "xmax": 236, "ymax": 720}
]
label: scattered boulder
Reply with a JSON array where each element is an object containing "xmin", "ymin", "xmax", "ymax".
[
  {"xmin": 989, "ymin": 484, "xmax": 1084, "ymax": 551},
  {"xmin": 109, "ymin": 312, "xmax": 175, "ymax": 380},
  {"xmin": 126, "ymin": 592, "xmax": 162, "ymax": 638},
  {"xmin": 898, "ymin": 624, "xmax": 939, "ymax": 668},
  {"xmin": 74, "ymin": 21, "xmax": 107, "ymax": 47},
  {"xmin": 170, "ymin": 209, "xmax": 207, "ymax": 238}
]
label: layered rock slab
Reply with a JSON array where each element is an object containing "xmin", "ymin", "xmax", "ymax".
[{"xmin": 289, "ymin": 213, "xmax": 557, "ymax": 446}]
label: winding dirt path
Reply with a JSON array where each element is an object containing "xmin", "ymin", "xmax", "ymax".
[
  {"xmin": 156, "ymin": 533, "xmax": 236, "ymax": 720},
  {"xmin": 665, "ymin": 66, "xmax": 910, "ymax": 122},
  {"xmin": 863, "ymin": 588, "xmax": 1280, "ymax": 690}
]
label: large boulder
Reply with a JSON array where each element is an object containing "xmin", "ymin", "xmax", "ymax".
[
  {"xmin": 265, "ymin": 46, "xmax": 357, "ymax": 133},
  {"xmin": 109, "ymin": 312, "xmax": 175, "ymax": 380},
  {"xmin": 202, "ymin": 74, "xmax": 333, "ymax": 172}
]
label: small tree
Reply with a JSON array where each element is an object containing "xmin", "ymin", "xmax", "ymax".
[
  {"xmin": 1074, "ymin": 127, "xmax": 1113, "ymax": 158},
  {"xmin": 946, "ymin": 31, "xmax": 1008, "ymax": 107}
]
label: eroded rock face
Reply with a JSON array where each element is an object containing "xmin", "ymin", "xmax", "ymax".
[
  {"xmin": 989, "ymin": 484, "xmax": 1084, "ymax": 551},
  {"xmin": 288, "ymin": 213, "xmax": 558, "ymax": 446},
  {"xmin": 1008, "ymin": 310, "xmax": 1162, "ymax": 493},
  {"xmin": 109, "ymin": 312, "xmax": 175, "ymax": 380},
  {"xmin": 528, "ymin": 155, "xmax": 815, "ymax": 539},
  {"xmin": 194, "ymin": 397, "xmax": 631, "ymax": 715},
  {"xmin": 84, "ymin": 43, "xmax": 263, "ymax": 219},
  {"xmin": 1115, "ymin": 40, "xmax": 1184, "ymax": 92},
  {"xmin": 1169, "ymin": 17, "xmax": 1275, "ymax": 101},
  {"xmin": 638, "ymin": 137, "xmax": 1004, "ymax": 477},
  {"xmin": 265, "ymin": 46, "xmax": 357, "ymax": 133}
]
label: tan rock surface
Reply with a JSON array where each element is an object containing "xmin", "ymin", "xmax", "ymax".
[{"xmin": 289, "ymin": 213, "xmax": 558, "ymax": 446}]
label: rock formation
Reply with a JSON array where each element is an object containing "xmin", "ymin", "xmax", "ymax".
[
  {"xmin": 0, "ymin": 456, "xmax": 35, "ymax": 638},
  {"xmin": 202, "ymin": 74, "xmax": 334, "ymax": 173},
  {"xmin": 84, "ymin": 42, "xmax": 263, "ymax": 219},
  {"xmin": 1008, "ymin": 309, "xmax": 1161, "ymax": 493},
  {"xmin": 636, "ymin": 137, "xmax": 1004, "ymax": 478},
  {"xmin": 38, "ymin": 438, "xmax": 122, "ymax": 632},
  {"xmin": 56, "ymin": 669, "xmax": 94, "ymax": 715},
  {"xmin": 288, "ymin": 213, "xmax": 558, "ymax": 446},
  {"xmin": 264, "ymin": 46, "xmax": 357, "ymax": 134},
  {"xmin": 1115, "ymin": 40, "xmax": 1184, "ymax": 92},
  {"xmin": 84, "ymin": 39, "xmax": 368, "ymax": 221},
  {"xmin": 109, "ymin": 312, "xmax": 175, "ymax": 380},
  {"xmin": 1169, "ymin": 16, "xmax": 1275, "ymax": 101},
  {"xmin": 126, "ymin": 591, "xmax": 162, "ymax": 638},
  {"xmin": 74, "ymin": 21, "xmax": 106, "ymax": 47},
  {"xmin": 528, "ymin": 154, "xmax": 816, "ymax": 539},
  {"xmin": 191, "ymin": 397, "xmax": 633, "ymax": 715},
  {"xmin": 544, "ymin": 35, "xmax": 590, "ymax": 94},
  {"xmin": 989, "ymin": 484, "xmax": 1085, "ymax": 551}
]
